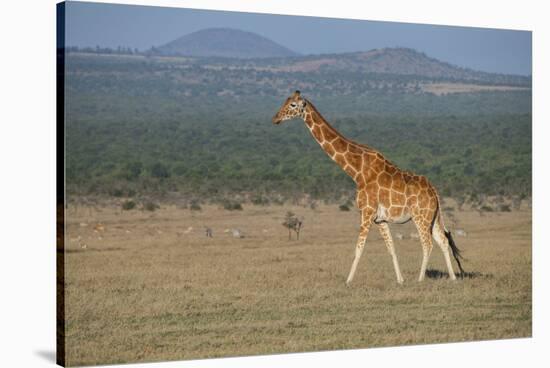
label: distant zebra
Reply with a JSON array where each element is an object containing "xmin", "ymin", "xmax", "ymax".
[
  {"xmin": 283, "ymin": 212, "xmax": 303, "ymax": 240},
  {"xmin": 231, "ymin": 229, "xmax": 244, "ymax": 239}
]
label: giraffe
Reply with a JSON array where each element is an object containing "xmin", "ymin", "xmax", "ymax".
[{"xmin": 272, "ymin": 91, "xmax": 465, "ymax": 285}]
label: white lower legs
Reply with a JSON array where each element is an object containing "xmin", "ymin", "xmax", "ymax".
[
  {"xmin": 433, "ymin": 221, "xmax": 457, "ymax": 281},
  {"xmin": 418, "ymin": 244, "xmax": 433, "ymax": 282},
  {"xmin": 346, "ymin": 235, "xmax": 367, "ymax": 285},
  {"xmin": 346, "ymin": 209, "xmax": 374, "ymax": 285},
  {"xmin": 414, "ymin": 217, "xmax": 434, "ymax": 282},
  {"xmin": 377, "ymin": 223, "xmax": 404, "ymax": 284}
]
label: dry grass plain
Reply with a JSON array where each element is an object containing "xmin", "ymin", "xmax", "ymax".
[
  {"xmin": 420, "ymin": 82, "xmax": 530, "ymax": 95},
  {"xmin": 63, "ymin": 202, "xmax": 531, "ymax": 366}
]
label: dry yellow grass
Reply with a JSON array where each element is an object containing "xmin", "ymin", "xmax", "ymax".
[
  {"xmin": 420, "ymin": 82, "xmax": 530, "ymax": 95},
  {"xmin": 63, "ymin": 203, "xmax": 531, "ymax": 366}
]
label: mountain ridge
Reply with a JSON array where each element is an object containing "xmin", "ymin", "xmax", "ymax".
[
  {"xmin": 150, "ymin": 28, "xmax": 529, "ymax": 86},
  {"xmin": 255, "ymin": 47, "xmax": 530, "ymax": 86}
]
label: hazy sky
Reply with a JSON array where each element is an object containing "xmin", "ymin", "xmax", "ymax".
[{"xmin": 64, "ymin": 1, "xmax": 532, "ymax": 76}]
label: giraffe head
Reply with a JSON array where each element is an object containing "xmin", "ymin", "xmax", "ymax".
[{"xmin": 272, "ymin": 90, "xmax": 308, "ymax": 125}]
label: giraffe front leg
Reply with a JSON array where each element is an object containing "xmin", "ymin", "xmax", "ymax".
[
  {"xmin": 345, "ymin": 209, "xmax": 374, "ymax": 286},
  {"xmin": 377, "ymin": 223, "xmax": 404, "ymax": 284}
]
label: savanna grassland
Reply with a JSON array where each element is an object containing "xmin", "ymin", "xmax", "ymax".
[
  {"xmin": 63, "ymin": 202, "xmax": 531, "ymax": 366},
  {"xmin": 61, "ymin": 48, "xmax": 532, "ymax": 366}
]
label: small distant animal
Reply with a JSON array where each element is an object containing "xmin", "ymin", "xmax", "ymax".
[
  {"xmin": 395, "ymin": 233, "xmax": 404, "ymax": 240},
  {"xmin": 205, "ymin": 227, "xmax": 213, "ymax": 237},
  {"xmin": 231, "ymin": 229, "xmax": 244, "ymax": 238},
  {"xmin": 70, "ymin": 235, "xmax": 86, "ymax": 249},
  {"xmin": 455, "ymin": 229, "xmax": 467, "ymax": 237},
  {"xmin": 93, "ymin": 223, "xmax": 105, "ymax": 233},
  {"xmin": 282, "ymin": 212, "xmax": 303, "ymax": 240}
]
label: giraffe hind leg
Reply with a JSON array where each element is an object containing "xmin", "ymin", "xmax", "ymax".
[
  {"xmin": 413, "ymin": 216, "xmax": 433, "ymax": 282},
  {"xmin": 433, "ymin": 220, "xmax": 457, "ymax": 280}
]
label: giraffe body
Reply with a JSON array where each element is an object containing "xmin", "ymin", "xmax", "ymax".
[{"xmin": 273, "ymin": 91, "xmax": 465, "ymax": 285}]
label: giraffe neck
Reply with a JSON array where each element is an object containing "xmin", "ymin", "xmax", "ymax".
[{"xmin": 302, "ymin": 100, "xmax": 366, "ymax": 181}]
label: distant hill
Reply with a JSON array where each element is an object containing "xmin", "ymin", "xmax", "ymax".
[
  {"xmin": 154, "ymin": 28, "xmax": 299, "ymax": 59},
  {"xmin": 270, "ymin": 47, "xmax": 530, "ymax": 86},
  {"xmin": 152, "ymin": 43, "xmax": 530, "ymax": 86}
]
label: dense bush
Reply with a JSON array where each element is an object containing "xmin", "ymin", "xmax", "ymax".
[
  {"xmin": 480, "ymin": 205, "xmax": 494, "ymax": 212},
  {"xmin": 121, "ymin": 200, "xmax": 136, "ymax": 210},
  {"xmin": 223, "ymin": 201, "xmax": 243, "ymax": 211},
  {"xmin": 339, "ymin": 204, "xmax": 351, "ymax": 211},
  {"xmin": 251, "ymin": 195, "xmax": 270, "ymax": 206},
  {"xmin": 143, "ymin": 201, "xmax": 160, "ymax": 211},
  {"xmin": 65, "ymin": 53, "xmax": 532, "ymax": 200},
  {"xmin": 190, "ymin": 200, "xmax": 202, "ymax": 211},
  {"xmin": 499, "ymin": 204, "xmax": 512, "ymax": 212}
]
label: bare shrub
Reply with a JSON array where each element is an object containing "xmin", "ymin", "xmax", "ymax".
[{"xmin": 283, "ymin": 211, "xmax": 303, "ymax": 240}]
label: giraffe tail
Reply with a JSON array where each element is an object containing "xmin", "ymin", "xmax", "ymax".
[
  {"xmin": 444, "ymin": 229, "xmax": 465, "ymax": 277},
  {"xmin": 434, "ymin": 195, "xmax": 466, "ymax": 278}
]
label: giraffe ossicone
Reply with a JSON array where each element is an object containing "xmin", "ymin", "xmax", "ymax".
[{"xmin": 272, "ymin": 91, "xmax": 465, "ymax": 285}]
